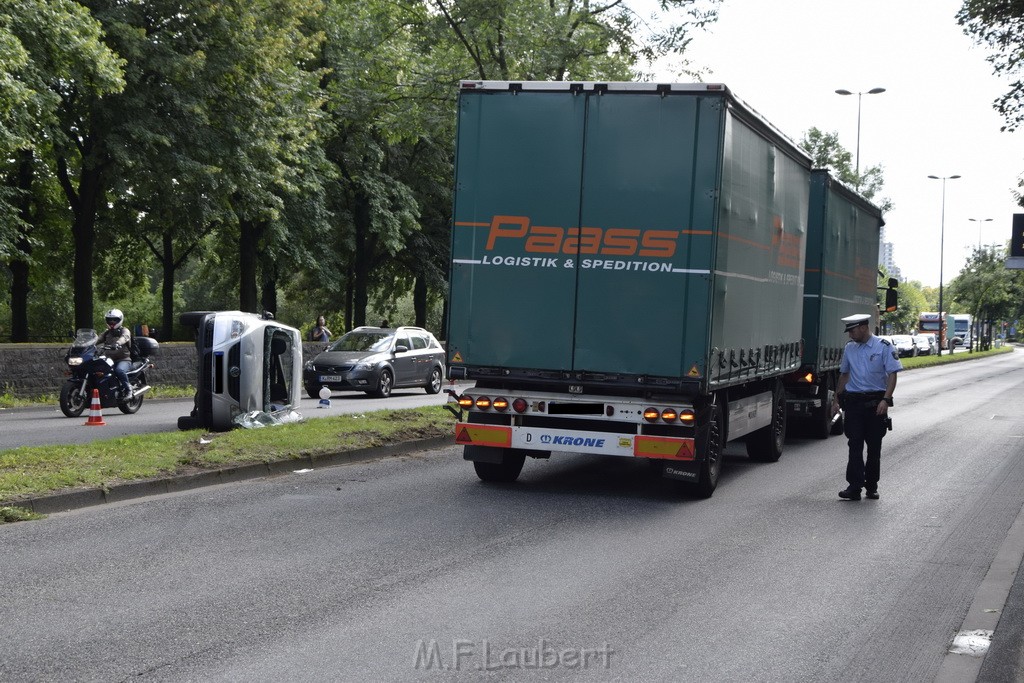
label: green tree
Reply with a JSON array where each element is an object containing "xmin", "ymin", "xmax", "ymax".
[
  {"xmin": 0, "ymin": 0, "xmax": 124, "ymax": 340},
  {"xmin": 880, "ymin": 277, "xmax": 927, "ymax": 334},
  {"xmin": 800, "ymin": 127, "xmax": 893, "ymax": 213},
  {"xmin": 958, "ymin": 1, "xmax": 1024, "ymax": 134},
  {"xmin": 946, "ymin": 247, "xmax": 1024, "ymax": 340}
]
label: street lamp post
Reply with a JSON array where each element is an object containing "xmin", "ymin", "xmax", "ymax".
[
  {"xmin": 928, "ymin": 174, "xmax": 962, "ymax": 356},
  {"xmin": 969, "ymin": 217, "xmax": 993, "ymax": 252},
  {"xmin": 835, "ymin": 87, "xmax": 886, "ymax": 185}
]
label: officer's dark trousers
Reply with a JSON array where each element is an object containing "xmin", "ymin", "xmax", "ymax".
[{"xmin": 843, "ymin": 400, "xmax": 887, "ymax": 491}]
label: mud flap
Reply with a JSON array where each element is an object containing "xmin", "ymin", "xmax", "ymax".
[
  {"xmin": 462, "ymin": 444, "xmax": 506, "ymax": 463},
  {"xmin": 659, "ymin": 460, "xmax": 701, "ymax": 482}
]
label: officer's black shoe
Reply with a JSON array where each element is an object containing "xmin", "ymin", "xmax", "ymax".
[
  {"xmin": 838, "ymin": 487, "xmax": 861, "ymax": 501},
  {"xmin": 865, "ymin": 490, "xmax": 879, "ymax": 500}
]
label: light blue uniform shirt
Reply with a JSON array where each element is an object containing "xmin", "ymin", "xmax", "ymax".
[{"xmin": 839, "ymin": 334, "xmax": 903, "ymax": 392}]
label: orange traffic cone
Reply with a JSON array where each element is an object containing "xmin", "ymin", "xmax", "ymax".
[{"xmin": 84, "ymin": 389, "xmax": 106, "ymax": 426}]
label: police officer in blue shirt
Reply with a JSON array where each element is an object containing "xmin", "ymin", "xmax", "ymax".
[{"xmin": 831, "ymin": 314, "xmax": 902, "ymax": 501}]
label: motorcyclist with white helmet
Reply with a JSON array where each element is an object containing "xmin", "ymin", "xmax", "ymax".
[{"xmin": 98, "ymin": 308, "xmax": 133, "ymax": 398}]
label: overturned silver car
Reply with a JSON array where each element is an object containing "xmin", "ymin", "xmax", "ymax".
[{"xmin": 178, "ymin": 311, "xmax": 303, "ymax": 431}]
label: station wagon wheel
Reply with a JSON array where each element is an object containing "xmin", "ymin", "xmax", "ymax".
[
  {"xmin": 373, "ymin": 368, "xmax": 393, "ymax": 398},
  {"xmin": 425, "ymin": 366, "xmax": 442, "ymax": 394}
]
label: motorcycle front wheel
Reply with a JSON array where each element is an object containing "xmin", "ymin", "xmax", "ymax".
[{"xmin": 59, "ymin": 382, "xmax": 88, "ymax": 418}]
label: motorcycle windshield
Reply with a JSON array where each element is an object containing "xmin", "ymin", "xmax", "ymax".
[{"xmin": 73, "ymin": 328, "xmax": 99, "ymax": 346}]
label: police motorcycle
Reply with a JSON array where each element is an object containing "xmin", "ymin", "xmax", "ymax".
[{"xmin": 59, "ymin": 328, "xmax": 159, "ymax": 417}]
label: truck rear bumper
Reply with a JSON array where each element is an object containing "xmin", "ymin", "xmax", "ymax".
[{"xmin": 455, "ymin": 423, "xmax": 695, "ymax": 460}]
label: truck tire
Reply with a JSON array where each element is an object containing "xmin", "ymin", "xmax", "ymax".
[
  {"xmin": 473, "ymin": 450, "xmax": 526, "ymax": 483},
  {"xmin": 746, "ymin": 382, "xmax": 786, "ymax": 462},
  {"xmin": 688, "ymin": 403, "xmax": 723, "ymax": 499}
]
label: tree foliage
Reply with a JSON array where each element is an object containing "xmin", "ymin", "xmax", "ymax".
[
  {"xmin": 946, "ymin": 247, "xmax": 1024, "ymax": 326},
  {"xmin": 800, "ymin": 127, "xmax": 893, "ymax": 214},
  {"xmin": 2, "ymin": 0, "xmax": 721, "ymax": 341},
  {"xmin": 958, "ymin": 0, "xmax": 1024, "ymax": 133}
]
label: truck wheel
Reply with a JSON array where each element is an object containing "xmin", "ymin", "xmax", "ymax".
[
  {"xmin": 688, "ymin": 403, "xmax": 723, "ymax": 498},
  {"xmin": 473, "ymin": 450, "xmax": 526, "ymax": 483},
  {"xmin": 746, "ymin": 383, "xmax": 786, "ymax": 462}
]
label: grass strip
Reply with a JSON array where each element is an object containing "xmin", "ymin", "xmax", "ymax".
[
  {"xmin": 0, "ymin": 406, "xmax": 455, "ymax": 503},
  {"xmin": 899, "ymin": 344, "xmax": 1013, "ymax": 369}
]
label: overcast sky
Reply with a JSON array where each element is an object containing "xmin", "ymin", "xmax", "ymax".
[{"xmin": 668, "ymin": 0, "xmax": 1024, "ymax": 287}]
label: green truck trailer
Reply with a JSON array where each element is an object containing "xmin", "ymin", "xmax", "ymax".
[
  {"xmin": 783, "ymin": 171, "xmax": 886, "ymax": 439},
  {"xmin": 445, "ymin": 81, "xmax": 884, "ymax": 497}
]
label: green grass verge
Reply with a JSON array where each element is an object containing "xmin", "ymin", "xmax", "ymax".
[
  {"xmin": 1, "ymin": 505, "xmax": 43, "ymax": 523},
  {"xmin": 0, "ymin": 406, "xmax": 455, "ymax": 509},
  {"xmin": 899, "ymin": 344, "xmax": 1013, "ymax": 370},
  {"xmin": 0, "ymin": 384, "xmax": 198, "ymax": 409}
]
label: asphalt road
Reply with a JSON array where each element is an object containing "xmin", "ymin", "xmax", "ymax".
[
  {"xmin": 1, "ymin": 351, "xmax": 1023, "ymax": 680},
  {"xmin": 0, "ymin": 382, "xmax": 469, "ymax": 449}
]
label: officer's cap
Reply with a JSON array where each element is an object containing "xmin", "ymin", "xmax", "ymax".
[{"xmin": 842, "ymin": 314, "xmax": 871, "ymax": 331}]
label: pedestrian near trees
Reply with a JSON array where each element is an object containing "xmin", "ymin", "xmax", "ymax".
[{"xmin": 310, "ymin": 316, "xmax": 332, "ymax": 342}]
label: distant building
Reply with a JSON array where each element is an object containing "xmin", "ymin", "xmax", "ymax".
[{"xmin": 879, "ymin": 226, "xmax": 902, "ymax": 280}]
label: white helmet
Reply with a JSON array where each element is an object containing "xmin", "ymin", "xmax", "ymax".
[{"xmin": 104, "ymin": 308, "xmax": 124, "ymax": 326}]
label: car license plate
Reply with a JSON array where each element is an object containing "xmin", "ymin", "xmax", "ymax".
[{"xmin": 319, "ymin": 375, "xmax": 343, "ymax": 382}]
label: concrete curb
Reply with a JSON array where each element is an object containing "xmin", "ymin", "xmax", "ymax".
[
  {"xmin": 11, "ymin": 436, "xmax": 453, "ymax": 515},
  {"xmin": 934, "ymin": 494, "xmax": 1024, "ymax": 682}
]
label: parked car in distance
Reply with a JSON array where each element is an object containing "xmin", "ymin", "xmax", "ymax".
[
  {"xmin": 888, "ymin": 334, "xmax": 918, "ymax": 358},
  {"xmin": 918, "ymin": 333, "xmax": 938, "ymax": 355},
  {"xmin": 303, "ymin": 326, "xmax": 445, "ymax": 399},
  {"xmin": 912, "ymin": 334, "xmax": 932, "ymax": 356}
]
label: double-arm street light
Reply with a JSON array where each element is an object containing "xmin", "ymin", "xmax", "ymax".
[
  {"xmin": 928, "ymin": 174, "xmax": 962, "ymax": 356},
  {"xmin": 969, "ymin": 217, "xmax": 993, "ymax": 252},
  {"xmin": 835, "ymin": 87, "xmax": 886, "ymax": 185}
]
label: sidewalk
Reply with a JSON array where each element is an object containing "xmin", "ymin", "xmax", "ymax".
[{"xmin": 937, "ymin": 495, "xmax": 1024, "ymax": 682}]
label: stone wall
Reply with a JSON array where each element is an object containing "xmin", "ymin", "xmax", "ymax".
[{"xmin": 0, "ymin": 342, "xmax": 332, "ymax": 398}]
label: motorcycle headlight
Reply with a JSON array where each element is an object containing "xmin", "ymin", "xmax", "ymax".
[{"xmin": 68, "ymin": 357, "xmax": 83, "ymax": 366}]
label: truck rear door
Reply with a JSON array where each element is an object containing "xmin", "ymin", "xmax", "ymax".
[{"xmin": 449, "ymin": 89, "xmax": 586, "ymax": 370}]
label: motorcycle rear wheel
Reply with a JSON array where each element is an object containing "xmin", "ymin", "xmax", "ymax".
[
  {"xmin": 59, "ymin": 382, "xmax": 88, "ymax": 418},
  {"xmin": 118, "ymin": 393, "xmax": 144, "ymax": 414}
]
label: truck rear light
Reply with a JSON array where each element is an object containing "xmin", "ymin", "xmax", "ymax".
[
  {"xmin": 458, "ymin": 395, "xmax": 474, "ymax": 409},
  {"xmin": 643, "ymin": 408, "xmax": 660, "ymax": 423},
  {"xmin": 661, "ymin": 408, "xmax": 678, "ymax": 422},
  {"xmin": 801, "ymin": 372, "xmax": 814, "ymax": 383},
  {"xmin": 475, "ymin": 396, "xmax": 492, "ymax": 410},
  {"xmin": 679, "ymin": 409, "xmax": 696, "ymax": 424},
  {"xmin": 512, "ymin": 398, "xmax": 528, "ymax": 413},
  {"xmin": 493, "ymin": 397, "xmax": 509, "ymax": 411}
]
